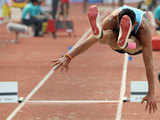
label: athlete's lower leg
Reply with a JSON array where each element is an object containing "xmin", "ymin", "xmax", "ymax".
[{"xmin": 88, "ymin": 5, "xmax": 102, "ymax": 39}]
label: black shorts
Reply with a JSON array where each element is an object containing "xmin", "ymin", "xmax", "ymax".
[{"xmin": 114, "ymin": 49, "xmax": 142, "ymax": 55}]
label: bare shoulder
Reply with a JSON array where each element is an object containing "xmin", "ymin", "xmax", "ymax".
[{"xmin": 137, "ymin": 17, "xmax": 151, "ymax": 37}]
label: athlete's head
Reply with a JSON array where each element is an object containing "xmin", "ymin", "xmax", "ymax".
[
  {"xmin": 118, "ymin": 8, "xmax": 136, "ymax": 25},
  {"xmin": 30, "ymin": 0, "xmax": 39, "ymax": 5}
]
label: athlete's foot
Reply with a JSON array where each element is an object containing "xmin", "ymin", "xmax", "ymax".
[
  {"xmin": 88, "ymin": 5, "xmax": 102, "ymax": 38},
  {"xmin": 117, "ymin": 15, "xmax": 132, "ymax": 49}
]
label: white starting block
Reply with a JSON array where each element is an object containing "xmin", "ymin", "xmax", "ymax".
[
  {"xmin": 130, "ymin": 81, "xmax": 148, "ymax": 102},
  {"xmin": 7, "ymin": 23, "xmax": 28, "ymax": 44},
  {"xmin": 0, "ymin": 82, "xmax": 19, "ymax": 103}
]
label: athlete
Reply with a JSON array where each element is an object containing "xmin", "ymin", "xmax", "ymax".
[{"xmin": 51, "ymin": 5, "xmax": 158, "ymax": 113}]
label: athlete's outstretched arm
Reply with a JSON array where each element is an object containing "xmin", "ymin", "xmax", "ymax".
[
  {"xmin": 51, "ymin": 34, "xmax": 98, "ymax": 71},
  {"xmin": 51, "ymin": 8, "xmax": 119, "ymax": 70},
  {"xmin": 67, "ymin": 34, "xmax": 98, "ymax": 58},
  {"xmin": 137, "ymin": 19, "xmax": 157, "ymax": 113}
]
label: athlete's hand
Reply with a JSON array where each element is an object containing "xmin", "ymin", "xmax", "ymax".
[
  {"xmin": 51, "ymin": 55, "xmax": 71, "ymax": 71},
  {"xmin": 141, "ymin": 94, "xmax": 158, "ymax": 113}
]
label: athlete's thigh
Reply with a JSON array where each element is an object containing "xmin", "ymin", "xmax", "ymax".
[{"xmin": 100, "ymin": 29, "xmax": 117, "ymax": 44}]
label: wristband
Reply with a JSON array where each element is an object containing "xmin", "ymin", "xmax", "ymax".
[{"xmin": 65, "ymin": 54, "xmax": 72, "ymax": 60}]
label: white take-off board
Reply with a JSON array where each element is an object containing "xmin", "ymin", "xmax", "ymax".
[
  {"xmin": 0, "ymin": 82, "xmax": 18, "ymax": 103},
  {"xmin": 130, "ymin": 81, "xmax": 148, "ymax": 102}
]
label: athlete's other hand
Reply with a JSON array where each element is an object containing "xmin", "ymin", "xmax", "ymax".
[
  {"xmin": 141, "ymin": 94, "xmax": 158, "ymax": 114},
  {"xmin": 51, "ymin": 55, "xmax": 71, "ymax": 71}
]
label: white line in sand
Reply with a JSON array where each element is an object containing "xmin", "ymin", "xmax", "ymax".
[{"xmin": 115, "ymin": 53, "xmax": 129, "ymax": 120}]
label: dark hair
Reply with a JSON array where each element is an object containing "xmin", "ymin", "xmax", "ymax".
[
  {"xmin": 30, "ymin": 0, "xmax": 38, "ymax": 3},
  {"xmin": 118, "ymin": 8, "xmax": 136, "ymax": 25}
]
